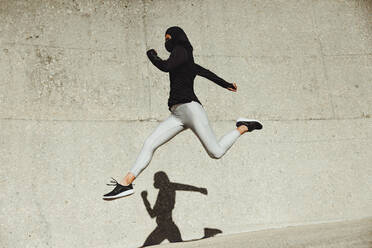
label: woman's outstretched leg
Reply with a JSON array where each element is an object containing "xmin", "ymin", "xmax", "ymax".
[{"xmin": 121, "ymin": 114, "xmax": 185, "ymax": 185}]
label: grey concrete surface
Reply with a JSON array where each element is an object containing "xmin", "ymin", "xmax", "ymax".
[
  {"xmin": 0, "ymin": 0, "xmax": 371, "ymax": 248},
  {"xmin": 154, "ymin": 217, "xmax": 372, "ymax": 248}
]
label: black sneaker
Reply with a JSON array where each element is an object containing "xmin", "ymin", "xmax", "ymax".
[
  {"xmin": 103, "ymin": 177, "xmax": 134, "ymax": 200},
  {"xmin": 236, "ymin": 118, "xmax": 263, "ymax": 132}
]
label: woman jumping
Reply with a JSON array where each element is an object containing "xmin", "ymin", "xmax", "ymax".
[{"xmin": 103, "ymin": 26, "xmax": 262, "ymax": 200}]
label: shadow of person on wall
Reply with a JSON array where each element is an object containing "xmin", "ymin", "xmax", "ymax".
[{"xmin": 140, "ymin": 171, "xmax": 222, "ymax": 247}]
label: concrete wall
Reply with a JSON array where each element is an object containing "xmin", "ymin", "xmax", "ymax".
[{"xmin": 0, "ymin": 0, "xmax": 371, "ymax": 247}]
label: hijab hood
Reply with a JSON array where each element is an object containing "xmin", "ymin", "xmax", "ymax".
[{"xmin": 165, "ymin": 26, "xmax": 193, "ymax": 53}]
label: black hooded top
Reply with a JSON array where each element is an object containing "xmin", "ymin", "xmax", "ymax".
[{"xmin": 146, "ymin": 26, "xmax": 235, "ymax": 111}]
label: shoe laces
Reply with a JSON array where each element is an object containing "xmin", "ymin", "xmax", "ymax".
[
  {"xmin": 106, "ymin": 177, "xmax": 119, "ymax": 186},
  {"xmin": 106, "ymin": 177, "xmax": 134, "ymax": 187}
]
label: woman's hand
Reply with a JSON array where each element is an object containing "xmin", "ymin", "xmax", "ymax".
[
  {"xmin": 227, "ymin": 82, "xmax": 237, "ymax": 92},
  {"xmin": 146, "ymin": 49, "xmax": 157, "ymax": 57}
]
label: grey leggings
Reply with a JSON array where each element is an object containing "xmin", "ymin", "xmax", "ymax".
[{"xmin": 129, "ymin": 101, "xmax": 241, "ymax": 177}]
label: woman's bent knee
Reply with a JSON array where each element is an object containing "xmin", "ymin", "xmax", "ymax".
[{"xmin": 208, "ymin": 150, "xmax": 224, "ymax": 159}]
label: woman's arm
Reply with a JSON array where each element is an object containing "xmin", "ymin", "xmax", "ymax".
[
  {"xmin": 146, "ymin": 46, "xmax": 188, "ymax": 72},
  {"xmin": 194, "ymin": 63, "xmax": 236, "ymax": 90}
]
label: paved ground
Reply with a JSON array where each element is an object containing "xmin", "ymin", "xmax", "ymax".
[{"xmin": 152, "ymin": 217, "xmax": 372, "ymax": 248}]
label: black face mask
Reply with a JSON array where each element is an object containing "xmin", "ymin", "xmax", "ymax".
[{"xmin": 165, "ymin": 39, "xmax": 174, "ymax": 52}]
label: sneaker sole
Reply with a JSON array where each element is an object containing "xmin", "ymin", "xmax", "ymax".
[{"xmin": 103, "ymin": 189, "xmax": 134, "ymax": 200}]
